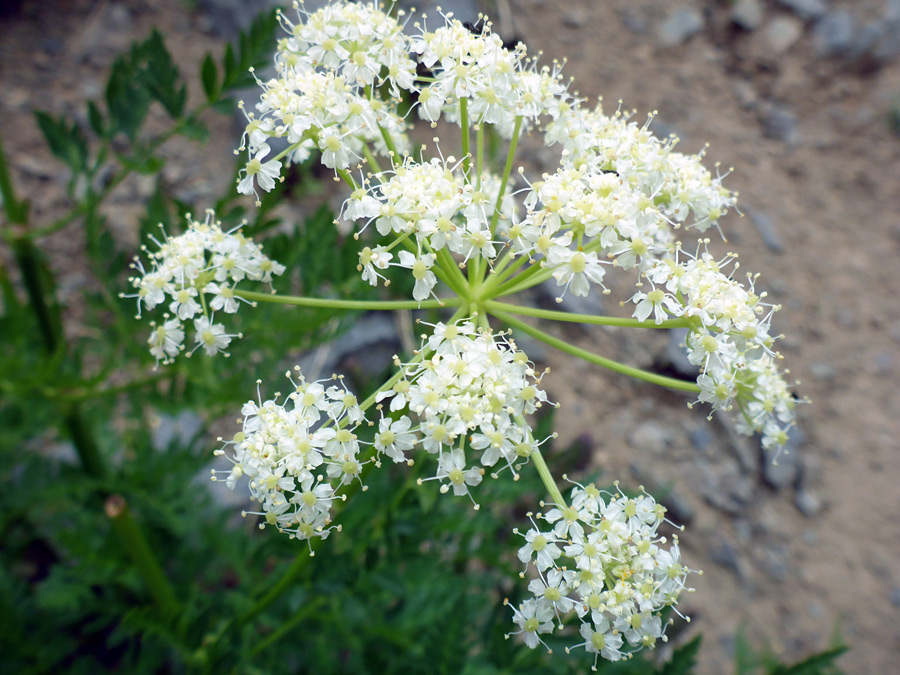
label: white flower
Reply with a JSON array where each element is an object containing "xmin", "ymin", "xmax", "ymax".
[
  {"xmin": 193, "ymin": 316, "xmax": 233, "ymax": 356},
  {"xmin": 397, "ymin": 250, "xmax": 437, "ymax": 302},
  {"xmin": 238, "ymin": 145, "xmax": 282, "ymax": 202},
  {"xmin": 374, "ymin": 415, "xmax": 416, "ymax": 463},
  {"xmin": 148, "ymin": 318, "xmax": 184, "ymax": 364}
]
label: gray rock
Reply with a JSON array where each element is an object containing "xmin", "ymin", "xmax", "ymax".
[
  {"xmin": 813, "ymin": 11, "xmax": 857, "ymax": 56},
  {"xmin": 873, "ymin": 20, "xmax": 900, "ymax": 62},
  {"xmin": 665, "ymin": 328, "xmax": 699, "ymax": 377},
  {"xmin": 761, "ymin": 104, "xmax": 797, "ymax": 143},
  {"xmin": 761, "ymin": 424, "xmax": 805, "ymax": 490},
  {"xmin": 698, "ymin": 461, "xmax": 754, "ymax": 514},
  {"xmin": 619, "ymin": 9, "xmax": 650, "ymax": 35},
  {"xmin": 809, "ymin": 361, "xmax": 837, "ymax": 380},
  {"xmin": 778, "ymin": 0, "xmax": 828, "ymax": 21},
  {"xmin": 890, "ymin": 585, "xmax": 900, "ymax": 608},
  {"xmin": 748, "ymin": 209, "xmax": 785, "ymax": 253},
  {"xmin": 152, "ymin": 411, "xmax": 204, "ymax": 451},
  {"xmin": 707, "ymin": 539, "xmax": 744, "ymax": 576},
  {"xmin": 794, "ymin": 488, "xmax": 826, "ymax": 517},
  {"xmin": 628, "ymin": 422, "xmax": 670, "ymax": 454},
  {"xmin": 732, "ymin": 0, "xmax": 765, "ymax": 31},
  {"xmin": 295, "ymin": 312, "xmax": 401, "ymax": 381},
  {"xmin": 536, "ymin": 280, "xmax": 606, "ymax": 317},
  {"xmin": 764, "ymin": 16, "xmax": 804, "ymax": 53},
  {"xmin": 689, "ymin": 425, "xmax": 714, "ymax": 453},
  {"xmin": 658, "ymin": 8, "xmax": 704, "ymax": 47},
  {"xmin": 761, "ymin": 544, "xmax": 789, "ymax": 582},
  {"xmin": 888, "ymin": 0, "xmax": 900, "ymax": 22}
]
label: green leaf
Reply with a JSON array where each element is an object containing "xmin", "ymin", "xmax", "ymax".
[
  {"xmin": 87, "ymin": 101, "xmax": 105, "ymax": 137},
  {"xmin": 34, "ymin": 111, "xmax": 88, "ymax": 174},
  {"xmin": 201, "ymin": 53, "xmax": 218, "ymax": 101},
  {"xmin": 220, "ymin": 9, "xmax": 279, "ymax": 92},
  {"xmin": 106, "ymin": 54, "xmax": 150, "ymax": 140},
  {"xmin": 768, "ymin": 646, "xmax": 848, "ymax": 675},
  {"xmin": 179, "ymin": 118, "xmax": 209, "ymax": 143},
  {"xmin": 138, "ymin": 30, "xmax": 187, "ymax": 118},
  {"xmin": 658, "ymin": 635, "xmax": 702, "ymax": 675}
]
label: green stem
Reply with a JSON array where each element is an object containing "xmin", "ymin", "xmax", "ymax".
[
  {"xmin": 0, "ymin": 134, "xmax": 27, "ymax": 226},
  {"xmin": 475, "ymin": 123, "xmax": 484, "ymax": 190},
  {"xmin": 377, "ymin": 122, "xmax": 399, "ymax": 159},
  {"xmin": 234, "ymin": 290, "xmax": 459, "ymax": 311},
  {"xmin": 106, "ymin": 496, "xmax": 180, "ymax": 617},
  {"xmin": 248, "ymin": 598, "xmax": 326, "ymax": 657},
  {"xmin": 479, "ymin": 252, "xmax": 529, "ymax": 297},
  {"xmin": 489, "ymin": 309, "xmax": 701, "ymax": 393},
  {"xmin": 531, "ymin": 445, "xmax": 566, "ymax": 508},
  {"xmin": 336, "ymin": 168, "xmax": 358, "ymax": 190},
  {"xmin": 459, "ymin": 96, "xmax": 471, "ymax": 181},
  {"xmin": 487, "ymin": 116, "xmax": 522, "ymax": 240},
  {"xmin": 485, "ymin": 300, "xmax": 690, "ymax": 330},
  {"xmin": 362, "ymin": 143, "xmax": 383, "ymax": 174},
  {"xmin": 486, "ymin": 257, "xmax": 546, "ymax": 299}
]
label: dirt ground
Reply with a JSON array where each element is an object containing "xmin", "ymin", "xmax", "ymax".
[{"xmin": 2, "ymin": 0, "xmax": 899, "ymax": 673}]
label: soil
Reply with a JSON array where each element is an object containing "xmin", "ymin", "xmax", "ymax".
[{"xmin": 2, "ymin": 0, "xmax": 899, "ymax": 673}]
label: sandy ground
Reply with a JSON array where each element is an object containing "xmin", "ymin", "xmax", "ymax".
[{"xmin": 2, "ymin": 0, "xmax": 899, "ymax": 672}]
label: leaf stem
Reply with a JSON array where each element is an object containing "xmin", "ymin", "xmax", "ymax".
[
  {"xmin": 485, "ymin": 300, "xmax": 690, "ymax": 329},
  {"xmin": 489, "ymin": 309, "xmax": 700, "ymax": 393},
  {"xmin": 234, "ymin": 289, "xmax": 460, "ymax": 310}
]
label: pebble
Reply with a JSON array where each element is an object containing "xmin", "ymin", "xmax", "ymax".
[
  {"xmin": 809, "ymin": 362, "xmax": 837, "ymax": 380},
  {"xmin": 748, "ymin": 208, "xmax": 785, "ymax": 253},
  {"xmin": 731, "ymin": 0, "xmax": 765, "ymax": 31},
  {"xmin": 761, "ymin": 104, "xmax": 798, "ymax": 144},
  {"xmin": 627, "ymin": 422, "xmax": 670, "ymax": 454},
  {"xmin": 537, "ymin": 280, "xmax": 605, "ymax": 317},
  {"xmin": 689, "ymin": 425, "xmax": 714, "ymax": 454},
  {"xmin": 890, "ymin": 585, "xmax": 900, "ymax": 608},
  {"xmin": 658, "ymin": 8, "xmax": 704, "ymax": 47},
  {"xmin": 794, "ymin": 488, "xmax": 825, "ymax": 517},
  {"xmin": 707, "ymin": 539, "xmax": 744, "ymax": 576},
  {"xmin": 295, "ymin": 312, "xmax": 400, "ymax": 381},
  {"xmin": 151, "ymin": 411, "xmax": 204, "ymax": 451},
  {"xmin": 888, "ymin": 0, "xmax": 900, "ymax": 22},
  {"xmin": 778, "ymin": 0, "xmax": 828, "ymax": 21},
  {"xmin": 665, "ymin": 328, "xmax": 699, "ymax": 377},
  {"xmin": 813, "ymin": 10, "xmax": 857, "ymax": 56},
  {"xmin": 763, "ymin": 16, "xmax": 804, "ymax": 53}
]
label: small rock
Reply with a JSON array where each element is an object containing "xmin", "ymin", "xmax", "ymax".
[
  {"xmin": 763, "ymin": 16, "xmax": 804, "ymax": 53},
  {"xmin": 813, "ymin": 11, "xmax": 857, "ymax": 56},
  {"xmin": 761, "ymin": 545, "xmax": 789, "ymax": 582},
  {"xmin": 707, "ymin": 539, "xmax": 743, "ymax": 576},
  {"xmin": 890, "ymin": 585, "xmax": 900, "ymax": 608},
  {"xmin": 732, "ymin": 0, "xmax": 765, "ymax": 30},
  {"xmin": 809, "ymin": 362, "xmax": 837, "ymax": 380},
  {"xmin": 152, "ymin": 411, "xmax": 204, "ymax": 451},
  {"xmin": 537, "ymin": 280, "xmax": 605, "ymax": 316},
  {"xmin": 665, "ymin": 328, "xmax": 698, "ymax": 377},
  {"xmin": 778, "ymin": 0, "xmax": 828, "ymax": 21},
  {"xmin": 794, "ymin": 488, "xmax": 825, "ymax": 517},
  {"xmin": 887, "ymin": 0, "xmax": 900, "ymax": 22},
  {"xmin": 874, "ymin": 352, "xmax": 894, "ymax": 374},
  {"xmin": 761, "ymin": 424, "xmax": 805, "ymax": 490},
  {"xmin": 689, "ymin": 425, "xmax": 714, "ymax": 453},
  {"xmin": 658, "ymin": 8, "xmax": 704, "ymax": 47},
  {"xmin": 874, "ymin": 19, "xmax": 900, "ymax": 62},
  {"xmin": 628, "ymin": 422, "xmax": 670, "ymax": 454},
  {"xmin": 295, "ymin": 312, "xmax": 400, "ymax": 380},
  {"xmin": 732, "ymin": 80, "xmax": 758, "ymax": 109},
  {"xmin": 563, "ymin": 7, "xmax": 588, "ymax": 29},
  {"xmin": 619, "ymin": 9, "xmax": 649, "ymax": 35},
  {"xmin": 748, "ymin": 208, "xmax": 785, "ymax": 253},
  {"xmin": 761, "ymin": 104, "xmax": 798, "ymax": 144}
]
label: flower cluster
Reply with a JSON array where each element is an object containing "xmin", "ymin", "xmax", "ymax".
[
  {"xmin": 375, "ymin": 321, "xmax": 552, "ymax": 503},
  {"xmin": 508, "ymin": 483, "xmax": 691, "ymax": 667},
  {"xmin": 124, "ymin": 211, "xmax": 284, "ymax": 364},
  {"xmin": 628, "ymin": 246, "xmax": 795, "ymax": 449},
  {"xmin": 212, "ymin": 369, "xmax": 367, "ymax": 544},
  {"xmin": 344, "ymin": 155, "xmax": 516, "ymax": 299},
  {"xmin": 236, "ymin": 1, "xmax": 415, "ymax": 202}
]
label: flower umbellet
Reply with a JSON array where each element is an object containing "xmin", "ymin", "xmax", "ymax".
[{"xmin": 127, "ymin": 1, "xmax": 804, "ymax": 666}]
